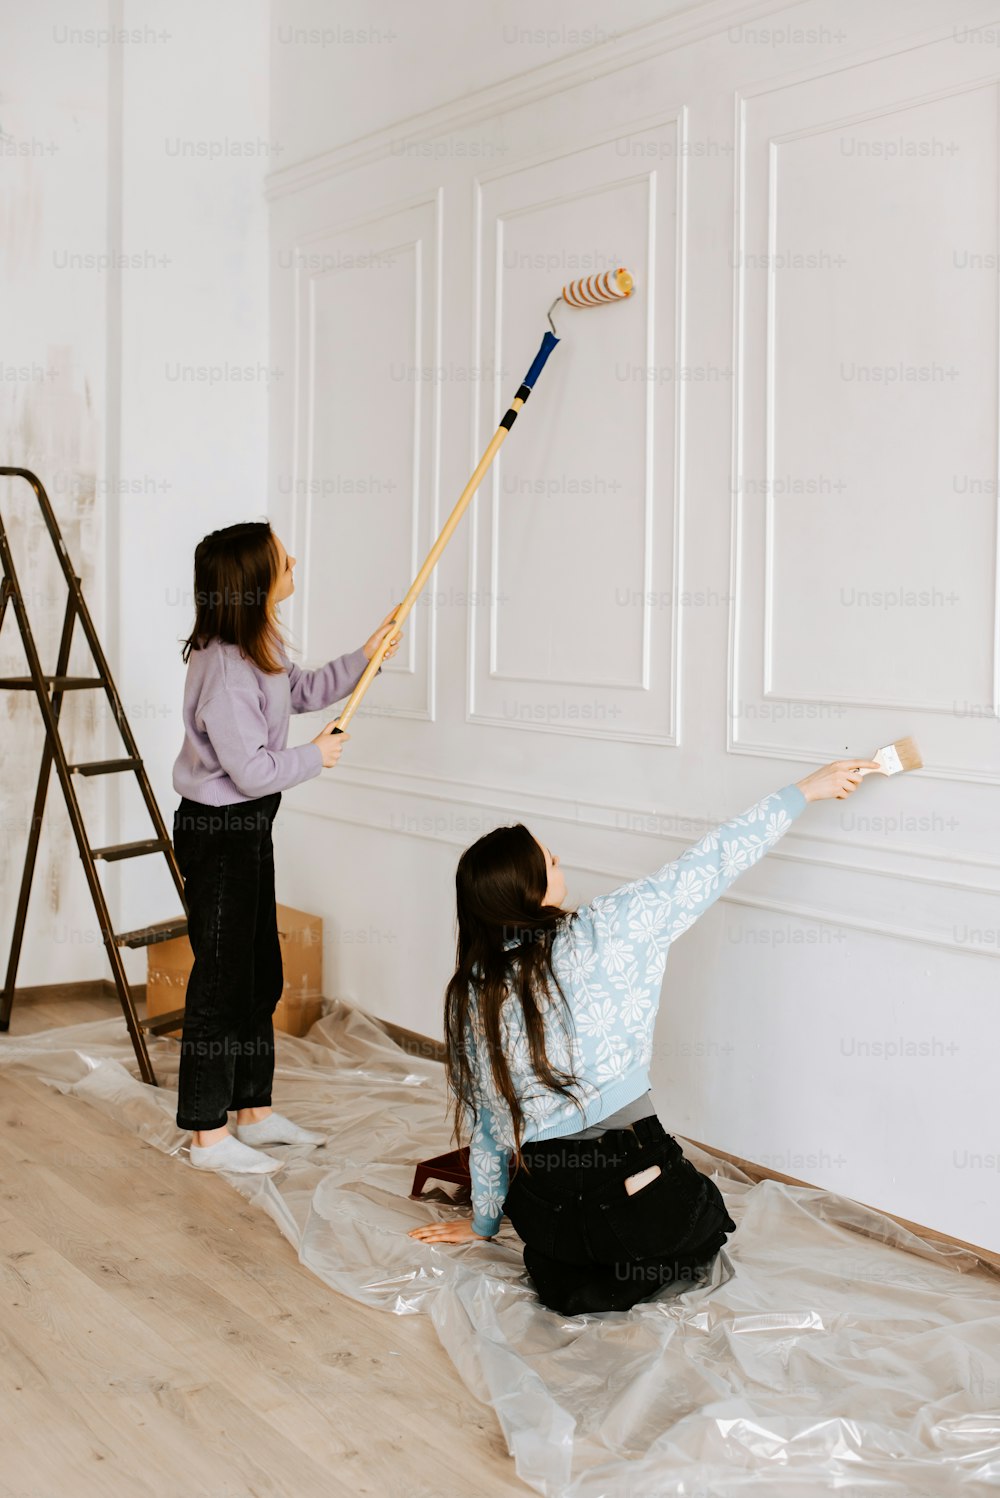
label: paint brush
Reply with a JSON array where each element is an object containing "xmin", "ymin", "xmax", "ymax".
[{"xmin": 857, "ymin": 736, "xmax": 923, "ymax": 777}]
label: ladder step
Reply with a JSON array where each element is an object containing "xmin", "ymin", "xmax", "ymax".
[
  {"xmin": 0, "ymin": 675, "xmax": 104, "ymax": 690},
  {"xmin": 115, "ymin": 917, "xmax": 188, "ymax": 950},
  {"xmin": 91, "ymin": 838, "xmax": 166, "ymax": 862},
  {"xmin": 69, "ymin": 757, "xmax": 141, "ymax": 777},
  {"xmin": 141, "ymin": 1007, "xmax": 186, "ymax": 1035}
]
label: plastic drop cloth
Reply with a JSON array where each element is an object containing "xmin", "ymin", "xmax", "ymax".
[{"xmin": 2, "ymin": 999, "xmax": 999, "ymax": 1497}]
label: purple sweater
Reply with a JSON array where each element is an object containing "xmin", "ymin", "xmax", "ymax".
[{"xmin": 172, "ymin": 638, "xmax": 369, "ymax": 806}]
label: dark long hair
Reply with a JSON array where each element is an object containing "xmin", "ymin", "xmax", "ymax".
[
  {"xmin": 181, "ymin": 521, "xmax": 286, "ymax": 673},
  {"xmin": 445, "ymin": 824, "xmax": 582, "ymax": 1171}
]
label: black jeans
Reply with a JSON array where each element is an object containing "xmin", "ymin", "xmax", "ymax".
[
  {"xmin": 172, "ymin": 794, "xmax": 284, "ymax": 1132},
  {"xmin": 503, "ymin": 1116, "xmax": 736, "ymax": 1315}
]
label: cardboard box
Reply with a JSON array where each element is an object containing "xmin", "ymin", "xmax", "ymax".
[{"xmin": 146, "ymin": 902, "xmax": 323, "ymax": 1039}]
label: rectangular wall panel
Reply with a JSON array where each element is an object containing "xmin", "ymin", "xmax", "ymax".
[
  {"xmin": 470, "ymin": 121, "xmax": 685, "ymax": 742},
  {"xmin": 734, "ymin": 59, "xmax": 1000, "ymax": 780},
  {"xmin": 289, "ymin": 197, "xmax": 440, "ymax": 723}
]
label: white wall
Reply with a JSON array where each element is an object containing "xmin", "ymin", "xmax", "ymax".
[
  {"xmin": 0, "ymin": 0, "xmax": 270, "ymax": 983},
  {"xmin": 113, "ymin": 0, "xmax": 271, "ymax": 957},
  {"xmin": 0, "ymin": 2, "xmax": 111, "ymax": 984},
  {"xmin": 268, "ymin": 0, "xmax": 1000, "ymax": 1250}
]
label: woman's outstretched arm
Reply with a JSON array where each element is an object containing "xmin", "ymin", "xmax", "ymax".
[{"xmin": 580, "ymin": 761, "xmax": 878, "ymax": 981}]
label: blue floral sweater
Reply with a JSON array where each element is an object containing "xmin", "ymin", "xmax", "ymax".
[{"xmin": 463, "ymin": 782, "xmax": 808, "ymax": 1236}]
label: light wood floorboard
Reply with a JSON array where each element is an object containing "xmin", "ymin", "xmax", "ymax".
[{"xmin": 0, "ymin": 993, "xmax": 527, "ymax": 1498}]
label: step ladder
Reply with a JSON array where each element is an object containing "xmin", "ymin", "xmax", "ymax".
[{"xmin": 0, "ymin": 466, "xmax": 188, "ymax": 1085}]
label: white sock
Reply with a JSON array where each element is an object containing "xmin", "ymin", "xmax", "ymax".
[
  {"xmin": 234, "ymin": 1111, "xmax": 326, "ymax": 1147},
  {"xmin": 188, "ymin": 1133, "xmax": 283, "ymax": 1174}
]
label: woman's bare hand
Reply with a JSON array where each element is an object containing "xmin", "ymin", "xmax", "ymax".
[
  {"xmin": 408, "ymin": 1219, "xmax": 491, "ymax": 1245},
  {"xmin": 796, "ymin": 759, "xmax": 881, "ymax": 802},
  {"xmin": 312, "ymin": 725, "xmax": 349, "ymax": 768},
  {"xmin": 363, "ymin": 606, "xmax": 404, "ymax": 663}
]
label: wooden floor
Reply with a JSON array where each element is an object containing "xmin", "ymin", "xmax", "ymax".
[{"xmin": 0, "ymin": 992, "xmax": 528, "ymax": 1498}]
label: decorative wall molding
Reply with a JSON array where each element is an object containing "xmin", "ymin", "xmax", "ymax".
[
  {"xmin": 728, "ymin": 48, "xmax": 1000, "ymax": 783},
  {"xmin": 264, "ymin": 0, "xmax": 853, "ymax": 200},
  {"xmin": 288, "ymin": 760, "xmax": 1000, "ymax": 959},
  {"xmin": 761, "ymin": 78, "xmax": 1000, "ymax": 722},
  {"xmin": 467, "ymin": 114, "xmax": 686, "ymax": 744},
  {"xmin": 286, "ymin": 191, "xmax": 443, "ymax": 723},
  {"xmin": 268, "ymin": 0, "xmax": 1000, "ymax": 1252}
]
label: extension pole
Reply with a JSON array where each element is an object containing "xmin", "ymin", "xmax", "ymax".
[{"xmin": 332, "ymin": 267, "xmax": 634, "ymax": 733}]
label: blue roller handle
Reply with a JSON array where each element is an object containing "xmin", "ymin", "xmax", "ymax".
[{"xmin": 523, "ymin": 330, "xmax": 560, "ymax": 389}]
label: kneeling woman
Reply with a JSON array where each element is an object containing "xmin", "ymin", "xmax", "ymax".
[{"xmin": 410, "ymin": 759, "xmax": 876, "ymax": 1315}]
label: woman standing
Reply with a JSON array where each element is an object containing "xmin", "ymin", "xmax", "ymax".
[
  {"xmin": 410, "ymin": 760, "xmax": 877, "ymax": 1314},
  {"xmin": 172, "ymin": 520, "xmax": 401, "ymax": 1174}
]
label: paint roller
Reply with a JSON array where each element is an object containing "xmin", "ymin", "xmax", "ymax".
[{"xmin": 331, "ymin": 266, "xmax": 635, "ymax": 734}]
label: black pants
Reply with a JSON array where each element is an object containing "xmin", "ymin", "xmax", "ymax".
[
  {"xmin": 172, "ymin": 794, "xmax": 284, "ymax": 1132},
  {"xmin": 503, "ymin": 1116, "xmax": 736, "ymax": 1315}
]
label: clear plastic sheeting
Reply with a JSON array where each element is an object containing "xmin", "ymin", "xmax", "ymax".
[{"xmin": 2, "ymin": 1000, "xmax": 999, "ymax": 1497}]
